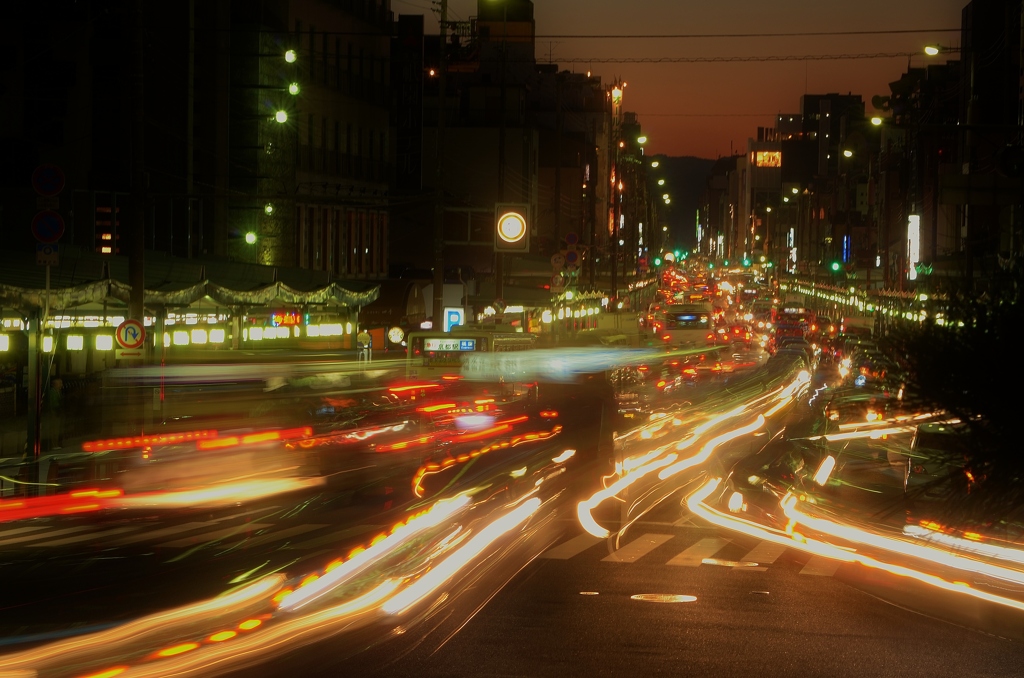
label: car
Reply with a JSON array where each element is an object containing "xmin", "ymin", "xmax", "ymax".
[
  {"xmin": 726, "ymin": 324, "xmax": 753, "ymax": 346},
  {"xmin": 822, "ymin": 387, "xmax": 901, "ymax": 425}
]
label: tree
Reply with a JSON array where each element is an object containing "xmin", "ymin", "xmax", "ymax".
[{"xmin": 885, "ymin": 268, "xmax": 1024, "ymax": 526}]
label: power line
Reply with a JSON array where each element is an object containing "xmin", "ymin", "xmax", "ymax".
[
  {"xmin": 547, "ymin": 51, "xmax": 957, "ymax": 64},
  {"xmin": 638, "ymin": 113, "xmax": 781, "ymax": 117},
  {"xmin": 532, "ymin": 28, "xmax": 961, "ymax": 39}
]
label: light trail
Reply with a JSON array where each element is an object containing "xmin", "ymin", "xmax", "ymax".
[
  {"xmin": 277, "ymin": 494, "xmax": 471, "ymax": 611},
  {"xmin": 782, "ymin": 497, "xmax": 1024, "ymax": 587},
  {"xmin": 382, "ymin": 497, "xmax": 543, "ymax": 615},
  {"xmin": 686, "ymin": 479, "xmax": 1024, "ymax": 614}
]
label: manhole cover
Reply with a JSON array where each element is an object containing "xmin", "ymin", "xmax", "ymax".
[{"xmin": 630, "ymin": 594, "xmax": 697, "ymax": 603}]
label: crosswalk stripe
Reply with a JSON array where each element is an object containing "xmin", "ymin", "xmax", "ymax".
[
  {"xmin": 31, "ymin": 527, "xmax": 141, "ymax": 547},
  {"xmin": 157, "ymin": 523, "xmax": 273, "ymax": 549},
  {"xmin": 111, "ymin": 521, "xmax": 220, "ymax": 545},
  {"xmin": 0, "ymin": 525, "xmax": 50, "ymax": 539},
  {"xmin": 285, "ymin": 524, "xmax": 383, "ymax": 551},
  {"xmin": 799, "ymin": 556, "xmax": 843, "ymax": 576},
  {"xmin": 602, "ymin": 533, "xmax": 674, "ymax": 563},
  {"xmin": 666, "ymin": 537, "xmax": 730, "ymax": 566},
  {"xmin": 741, "ymin": 541, "xmax": 788, "ymax": 566},
  {"xmin": 0, "ymin": 526, "xmax": 92, "ymax": 547},
  {"xmin": 541, "ymin": 534, "xmax": 603, "ymax": 560},
  {"xmin": 238, "ymin": 524, "xmax": 329, "ymax": 549}
]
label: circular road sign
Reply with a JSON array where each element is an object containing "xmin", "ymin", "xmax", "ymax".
[
  {"xmin": 116, "ymin": 319, "xmax": 146, "ymax": 350},
  {"xmin": 565, "ymin": 232, "xmax": 579, "ymax": 246},
  {"xmin": 31, "ymin": 165, "xmax": 66, "ymax": 197},
  {"xmin": 497, "ymin": 211, "xmax": 527, "ymax": 244},
  {"xmin": 31, "ymin": 211, "xmax": 66, "ymax": 244}
]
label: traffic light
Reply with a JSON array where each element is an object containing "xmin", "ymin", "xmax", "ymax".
[
  {"xmin": 653, "ymin": 257, "xmax": 662, "ymax": 266},
  {"xmin": 673, "ymin": 249, "xmax": 681, "ymax": 259},
  {"xmin": 495, "ymin": 204, "xmax": 530, "ymax": 252},
  {"xmin": 708, "ymin": 263, "xmax": 715, "ymax": 269},
  {"xmin": 742, "ymin": 258, "xmax": 751, "ymax": 267},
  {"xmin": 766, "ymin": 261, "xmax": 774, "ymax": 268},
  {"xmin": 723, "ymin": 259, "xmax": 729, "ymax": 266},
  {"xmin": 830, "ymin": 261, "xmax": 841, "ymax": 272}
]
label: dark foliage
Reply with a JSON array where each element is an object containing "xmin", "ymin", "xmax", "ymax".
[{"xmin": 884, "ymin": 271, "xmax": 1024, "ymax": 527}]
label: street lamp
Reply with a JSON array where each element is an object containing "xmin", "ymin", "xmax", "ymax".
[
  {"xmin": 245, "ymin": 232, "xmax": 257, "ymax": 245},
  {"xmin": 274, "ymin": 110, "xmax": 288, "ymax": 123},
  {"xmin": 637, "ymin": 135, "xmax": 647, "ymax": 145},
  {"xmin": 651, "ymin": 161, "xmax": 660, "ymax": 168},
  {"xmin": 924, "ymin": 45, "xmax": 940, "ymax": 56},
  {"xmin": 285, "ymin": 49, "xmax": 297, "ymax": 63},
  {"xmin": 870, "ymin": 116, "xmax": 883, "ymax": 126},
  {"xmin": 657, "ymin": 179, "xmax": 665, "ymax": 186},
  {"xmin": 264, "ymin": 202, "xmax": 274, "ymax": 215},
  {"xmin": 843, "ymin": 149, "xmax": 853, "ymax": 158},
  {"xmin": 288, "ymin": 82, "xmax": 300, "ymax": 96}
]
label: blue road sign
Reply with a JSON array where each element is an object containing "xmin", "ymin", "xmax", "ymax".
[
  {"xmin": 444, "ymin": 307, "xmax": 465, "ymax": 332},
  {"xmin": 31, "ymin": 165, "xmax": 65, "ymax": 197},
  {"xmin": 31, "ymin": 211, "xmax": 65, "ymax": 244}
]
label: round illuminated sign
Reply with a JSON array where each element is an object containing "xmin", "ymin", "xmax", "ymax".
[
  {"xmin": 497, "ymin": 211, "xmax": 527, "ymax": 243},
  {"xmin": 388, "ymin": 326, "xmax": 405, "ymax": 344}
]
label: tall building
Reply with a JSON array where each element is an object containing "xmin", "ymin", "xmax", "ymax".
[
  {"xmin": 0, "ymin": 0, "xmax": 391, "ymax": 279},
  {"xmin": 232, "ymin": 0, "xmax": 392, "ymax": 277}
]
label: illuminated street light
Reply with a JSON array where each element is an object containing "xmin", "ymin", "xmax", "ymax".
[
  {"xmin": 662, "ymin": 193, "xmax": 669, "ymax": 200},
  {"xmin": 264, "ymin": 203, "xmax": 274, "ymax": 215},
  {"xmin": 285, "ymin": 49, "xmax": 297, "ymax": 63},
  {"xmin": 924, "ymin": 45, "xmax": 940, "ymax": 56},
  {"xmin": 664, "ymin": 198, "xmax": 671, "ymax": 205},
  {"xmin": 662, "ymin": 226, "xmax": 668, "ymax": 231},
  {"xmin": 765, "ymin": 206, "xmax": 772, "ymax": 213},
  {"xmin": 783, "ymin": 197, "xmax": 790, "ymax": 203},
  {"xmin": 657, "ymin": 179, "xmax": 665, "ymax": 186},
  {"xmin": 871, "ymin": 116, "xmax": 883, "ymax": 126},
  {"xmin": 637, "ymin": 135, "xmax": 647, "ymax": 144},
  {"xmin": 288, "ymin": 82, "xmax": 300, "ymax": 95},
  {"xmin": 791, "ymin": 187, "xmax": 799, "ymax": 194},
  {"xmin": 651, "ymin": 161, "xmax": 660, "ymax": 168},
  {"xmin": 245, "ymin": 232, "xmax": 257, "ymax": 245},
  {"xmin": 275, "ymin": 110, "xmax": 288, "ymax": 123}
]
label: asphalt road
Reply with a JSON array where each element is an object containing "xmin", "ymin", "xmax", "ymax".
[
  {"xmin": 327, "ymin": 500, "xmax": 1024, "ymax": 678},
  {"xmin": 2, "ymin": 351, "xmax": 1022, "ymax": 676}
]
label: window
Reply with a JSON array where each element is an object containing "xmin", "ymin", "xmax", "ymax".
[
  {"xmin": 308, "ymin": 27, "xmax": 315, "ymax": 80},
  {"xmin": 335, "ymin": 38, "xmax": 341, "ymax": 87},
  {"xmin": 755, "ymin": 151, "xmax": 781, "ymax": 168}
]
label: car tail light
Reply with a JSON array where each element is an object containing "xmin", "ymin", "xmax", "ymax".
[
  {"xmin": 656, "ymin": 380, "xmax": 667, "ymax": 388},
  {"xmin": 683, "ymin": 368, "xmax": 697, "ymax": 375},
  {"xmin": 706, "ymin": 333, "xmax": 714, "ymax": 340},
  {"xmin": 662, "ymin": 334, "xmax": 671, "ymax": 341}
]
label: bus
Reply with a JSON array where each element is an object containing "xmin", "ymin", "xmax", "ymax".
[
  {"xmin": 405, "ymin": 326, "xmax": 537, "ymax": 379},
  {"xmin": 654, "ymin": 303, "xmax": 714, "ymax": 348}
]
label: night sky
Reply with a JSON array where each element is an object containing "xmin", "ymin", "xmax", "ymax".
[{"xmin": 401, "ymin": 0, "xmax": 966, "ymax": 159}]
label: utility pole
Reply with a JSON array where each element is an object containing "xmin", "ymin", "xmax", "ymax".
[
  {"xmin": 495, "ymin": 2, "xmax": 508, "ymax": 303},
  {"xmin": 186, "ymin": 0, "xmax": 195, "ymax": 259},
  {"xmin": 431, "ymin": 0, "xmax": 448, "ymax": 326},
  {"xmin": 129, "ymin": 0, "xmax": 146, "ymax": 323}
]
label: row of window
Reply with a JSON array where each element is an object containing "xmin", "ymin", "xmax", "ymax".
[
  {"xmin": 294, "ymin": 19, "xmax": 390, "ymax": 89},
  {"xmin": 297, "ymin": 205, "xmax": 387, "ymax": 278},
  {"xmin": 303, "ymin": 115, "xmax": 388, "ymax": 168}
]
